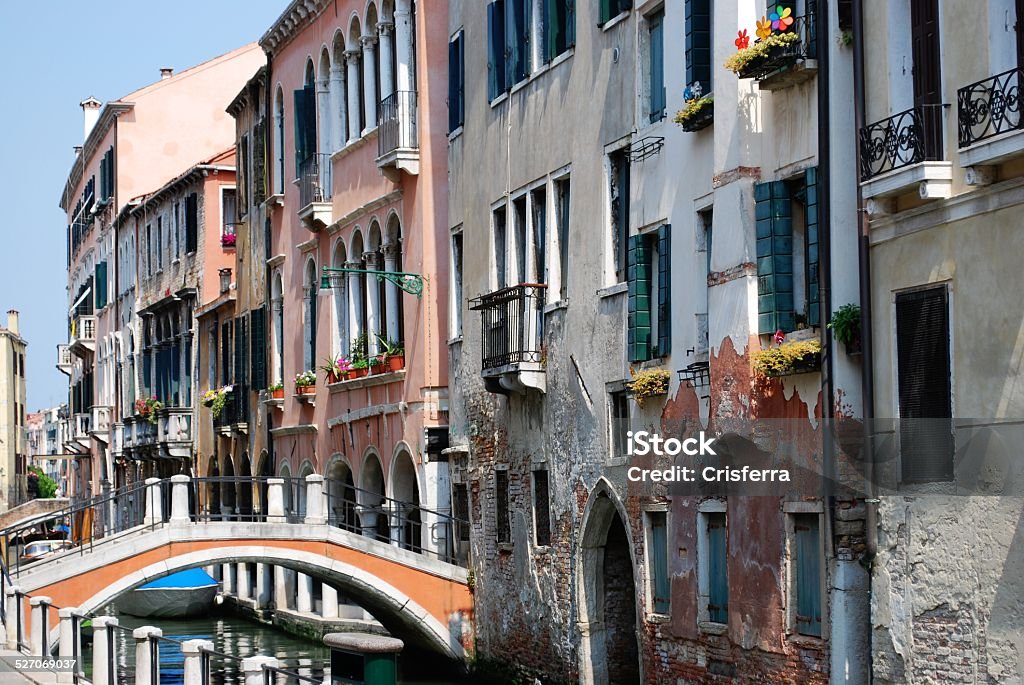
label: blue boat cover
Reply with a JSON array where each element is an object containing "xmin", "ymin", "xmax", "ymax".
[{"xmin": 139, "ymin": 568, "xmax": 218, "ymax": 590}]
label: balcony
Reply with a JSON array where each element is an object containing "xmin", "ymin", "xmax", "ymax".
[
  {"xmin": 90, "ymin": 405, "xmax": 111, "ymax": 440},
  {"xmin": 123, "ymin": 408, "xmax": 193, "ymax": 459},
  {"xmin": 69, "ymin": 315, "xmax": 96, "ymax": 358},
  {"xmin": 958, "ymin": 67, "xmax": 1024, "ymax": 178},
  {"xmin": 377, "ymin": 91, "xmax": 419, "ymax": 180},
  {"xmin": 213, "ymin": 387, "xmax": 248, "ymax": 433},
  {"xmin": 111, "ymin": 421, "xmax": 124, "ymax": 457},
  {"xmin": 298, "ymin": 153, "xmax": 333, "ymax": 232},
  {"xmin": 470, "ymin": 284, "xmax": 547, "ymax": 395},
  {"xmin": 739, "ymin": 14, "xmax": 818, "ymax": 91},
  {"xmin": 859, "ymin": 104, "xmax": 952, "ymax": 207},
  {"xmin": 56, "ymin": 344, "xmax": 72, "ymax": 375}
]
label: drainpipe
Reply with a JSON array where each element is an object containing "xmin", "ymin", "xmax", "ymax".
[{"xmin": 817, "ymin": 0, "xmax": 835, "ymax": 493}]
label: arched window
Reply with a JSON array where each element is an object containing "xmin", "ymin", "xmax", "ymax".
[
  {"xmin": 348, "ymin": 231, "xmax": 367, "ymax": 358},
  {"xmin": 332, "ymin": 239, "xmax": 349, "ymax": 358},
  {"xmin": 274, "ymin": 87, "xmax": 285, "ymax": 194},
  {"xmin": 366, "ymin": 221, "xmax": 384, "ymax": 356},
  {"xmin": 379, "ymin": 0, "xmax": 396, "ymax": 99},
  {"xmin": 384, "ymin": 214, "xmax": 404, "ymax": 344},
  {"xmin": 332, "ymin": 32, "xmax": 349, "ymax": 150},
  {"xmin": 364, "ymin": 3, "xmax": 381, "ymax": 129},
  {"xmin": 348, "ymin": 18, "xmax": 366, "ymax": 135},
  {"xmin": 318, "ymin": 48, "xmax": 333, "ymax": 161},
  {"xmin": 272, "ymin": 272, "xmax": 284, "ymax": 383},
  {"xmin": 303, "ymin": 258, "xmax": 318, "ymax": 372}
]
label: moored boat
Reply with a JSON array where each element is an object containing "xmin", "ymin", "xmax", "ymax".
[{"xmin": 117, "ymin": 568, "xmax": 219, "ymax": 619}]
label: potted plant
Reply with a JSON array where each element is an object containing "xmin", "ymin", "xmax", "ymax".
[
  {"xmin": 221, "ymin": 232, "xmax": 237, "ymax": 248},
  {"xmin": 267, "ymin": 382, "xmax": 284, "ymax": 400},
  {"xmin": 295, "ymin": 370, "xmax": 317, "ymax": 395},
  {"xmin": 135, "ymin": 396, "xmax": 164, "ymax": 425},
  {"xmin": 370, "ymin": 354, "xmax": 387, "ymax": 375},
  {"xmin": 753, "ymin": 339, "xmax": 822, "ymax": 377},
  {"xmin": 628, "ymin": 368, "xmax": 672, "ymax": 407},
  {"xmin": 828, "ymin": 303, "xmax": 862, "ymax": 355},
  {"xmin": 377, "ymin": 337, "xmax": 406, "ymax": 372},
  {"xmin": 349, "ymin": 334, "xmax": 369, "ymax": 378},
  {"xmin": 320, "ymin": 356, "xmax": 351, "ymax": 384},
  {"xmin": 725, "ymin": 13, "xmax": 801, "ymax": 79},
  {"xmin": 201, "ymin": 386, "xmax": 233, "ymax": 418},
  {"xmin": 675, "ymin": 82, "xmax": 713, "ymax": 132}
]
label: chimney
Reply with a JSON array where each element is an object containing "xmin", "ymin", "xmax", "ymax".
[
  {"xmin": 80, "ymin": 97, "xmax": 102, "ymax": 142},
  {"xmin": 160, "ymin": 68, "xmax": 174, "ymax": 80},
  {"xmin": 7, "ymin": 310, "xmax": 19, "ymax": 336}
]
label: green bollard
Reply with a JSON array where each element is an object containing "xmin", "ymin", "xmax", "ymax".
[{"xmin": 324, "ymin": 632, "xmax": 404, "ymax": 685}]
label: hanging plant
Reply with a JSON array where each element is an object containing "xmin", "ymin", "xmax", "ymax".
[
  {"xmin": 201, "ymin": 386, "xmax": 233, "ymax": 418},
  {"xmin": 628, "ymin": 368, "xmax": 672, "ymax": 406},
  {"xmin": 828, "ymin": 304, "xmax": 862, "ymax": 354}
]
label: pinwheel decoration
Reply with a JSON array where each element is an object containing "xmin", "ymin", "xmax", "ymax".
[
  {"xmin": 774, "ymin": 329, "xmax": 786, "ymax": 346},
  {"xmin": 756, "ymin": 16, "xmax": 773, "ymax": 40},
  {"xmin": 770, "ymin": 5, "xmax": 794, "ymax": 31},
  {"xmin": 735, "ymin": 29, "xmax": 750, "ymax": 50}
]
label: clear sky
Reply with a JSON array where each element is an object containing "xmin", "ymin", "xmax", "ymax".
[{"xmin": 0, "ymin": 1, "xmax": 284, "ymax": 411}]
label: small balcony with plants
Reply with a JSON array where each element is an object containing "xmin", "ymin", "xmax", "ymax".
[
  {"xmin": 674, "ymin": 82, "xmax": 713, "ymax": 133},
  {"xmin": 958, "ymin": 67, "xmax": 1024, "ymax": 177},
  {"xmin": 298, "ymin": 152, "xmax": 333, "ymax": 232},
  {"xmin": 859, "ymin": 104, "xmax": 952, "ymax": 205},
  {"xmin": 726, "ymin": 5, "xmax": 817, "ymax": 91},
  {"xmin": 470, "ymin": 284, "xmax": 547, "ymax": 395},
  {"xmin": 377, "ymin": 90, "xmax": 419, "ymax": 181}
]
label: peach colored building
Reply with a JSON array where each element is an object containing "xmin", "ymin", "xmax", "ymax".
[
  {"xmin": 59, "ymin": 45, "xmax": 265, "ymax": 500},
  {"xmin": 255, "ymin": 0, "xmax": 453, "ymax": 557}
]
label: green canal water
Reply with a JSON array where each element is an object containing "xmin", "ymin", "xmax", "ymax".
[{"xmin": 84, "ymin": 611, "xmax": 475, "ymax": 685}]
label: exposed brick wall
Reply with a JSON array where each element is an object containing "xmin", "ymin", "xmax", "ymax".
[{"xmin": 604, "ymin": 515, "xmax": 640, "ymax": 685}]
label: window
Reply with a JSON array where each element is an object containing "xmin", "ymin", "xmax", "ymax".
[
  {"xmin": 647, "ymin": 511, "xmax": 669, "ymax": 614},
  {"xmin": 599, "ymin": 0, "xmax": 632, "ymax": 25},
  {"xmin": 628, "ymin": 225, "xmax": 671, "ymax": 362},
  {"xmin": 512, "ymin": 196, "xmax": 528, "ymax": 284},
  {"xmin": 451, "ymin": 230, "xmax": 464, "ymax": 336},
  {"xmin": 685, "ymin": 0, "xmax": 712, "ymax": 95},
  {"xmin": 496, "ymin": 469, "xmax": 511, "ymax": 545},
  {"xmin": 755, "ymin": 168, "xmax": 820, "ymax": 334},
  {"xmin": 448, "ymin": 31, "xmax": 465, "ymax": 133},
  {"xmin": 487, "ymin": 1, "xmax": 507, "ymax": 101},
  {"xmin": 698, "ymin": 208, "xmax": 713, "ymax": 353},
  {"xmin": 647, "ymin": 10, "xmax": 666, "ymax": 123},
  {"xmin": 185, "ymin": 193, "xmax": 198, "ymax": 254},
  {"xmin": 156, "ymin": 216, "xmax": 163, "ymax": 271},
  {"xmin": 506, "ymin": 0, "xmax": 531, "ymax": 87},
  {"xmin": 493, "ymin": 205, "xmax": 508, "ymax": 289},
  {"xmin": 790, "ymin": 513, "xmax": 823, "ymax": 637},
  {"xmin": 554, "ymin": 176, "xmax": 571, "ymax": 300},
  {"xmin": 609, "ymin": 149, "xmax": 630, "ymax": 283},
  {"xmin": 453, "ymin": 482, "xmax": 471, "ymax": 542},
  {"xmin": 530, "ymin": 187, "xmax": 547, "ymax": 286},
  {"xmin": 99, "ymin": 147, "xmax": 114, "ymax": 203},
  {"xmin": 896, "ymin": 286, "xmax": 953, "ymax": 483},
  {"xmin": 533, "ymin": 469, "xmax": 551, "ymax": 546},
  {"xmin": 699, "ymin": 506, "xmax": 728, "ymax": 625},
  {"xmin": 543, "ymin": 0, "xmax": 575, "ymax": 61},
  {"xmin": 146, "ymin": 224, "xmax": 153, "ymax": 276},
  {"xmin": 293, "ymin": 83, "xmax": 316, "ymax": 175},
  {"xmin": 173, "ymin": 201, "xmax": 181, "ymax": 259},
  {"xmin": 250, "ymin": 306, "xmax": 267, "ymax": 392},
  {"xmin": 222, "ymin": 188, "xmax": 238, "ymax": 239},
  {"xmin": 94, "ymin": 261, "xmax": 108, "ymax": 310},
  {"xmin": 274, "ymin": 89, "xmax": 285, "ymax": 194},
  {"xmin": 609, "ymin": 389, "xmax": 629, "ymax": 459}
]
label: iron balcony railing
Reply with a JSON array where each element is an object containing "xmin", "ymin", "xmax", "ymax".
[
  {"xmin": 299, "ymin": 152, "xmax": 332, "ymax": 209},
  {"xmin": 470, "ymin": 283, "xmax": 547, "ymax": 370},
  {"xmin": 378, "ymin": 90, "xmax": 418, "ymax": 158},
  {"xmin": 860, "ymin": 103, "xmax": 947, "ymax": 181},
  {"xmin": 958, "ymin": 67, "xmax": 1024, "ymax": 148}
]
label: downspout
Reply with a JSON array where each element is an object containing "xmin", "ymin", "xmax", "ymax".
[{"xmin": 264, "ymin": 52, "xmax": 275, "ymax": 476}]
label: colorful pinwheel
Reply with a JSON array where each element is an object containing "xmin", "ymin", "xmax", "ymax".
[
  {"xmin": 735, "ymin": 29, "xmax": 750, "ymax": 50},
  {"xmin": 774, "ymin": 330, "xmax": 786, "ymax": 346},
  {"xmin": 756, "ymin": 17, "xmax": 773, "ymax": 40},
  {"xmin": 770, "ymin": 5, "xmax": 794, "ymax": 31}
]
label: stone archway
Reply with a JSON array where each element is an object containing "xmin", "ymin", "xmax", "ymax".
[
  {"xmin": 578, "ymin": 483, "xmax": 641, "ymax": 685},
  {"xmin": 389, "ymin": 450, "xmax": 421, "ymax": 552},
  {"xmin": 327, "ymin": 456, "xmax": 358, "ymax": 532}
]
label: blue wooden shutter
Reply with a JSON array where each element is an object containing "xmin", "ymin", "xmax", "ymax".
[
  {"xmin": 795, "ymin": 515, "xmax": 822, "ymax": 636},
  {"xmin": 566, "ymin": 0, "xmax": 576, "ymax": 47},
  {"xmin": 506, "ymin": 0, "xmax": 521, "ymax": 86},
  {"xmin": 487, "ymin": 2, "xmax": 506, "ymax": 101},
  {"xmin": 708, "ymin": 514, "xmax": 728, "ymax": 623},
  {"xmin": 651, "ymin": 513, "xmax": 670, "ymax": 614},
  {"xmin": 805, "ymin": 167, "xmax": 820, "ymax": 327},
  {"xmin": 649, "ymin": 12, "xmax": 666, "ymax": 122},
  {"xmin": 457, "ymin": 34, "xmax": 465, "ymax": 127},
  {"xmin": 627, "ymin": 234, "xmax": 652, "ymax": 362},
  {"xmin": 656, "ymin": 225, "xmax": 671, "ymax": 356},
  {"xmin": 755, "ymin": 181, "xmax": 795, "ymax": 333},
  {"xmin": 685, "ymin": 0, "xmax": 712, "ymax": 93}
]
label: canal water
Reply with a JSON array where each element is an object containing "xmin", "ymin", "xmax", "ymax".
[{"xmin": 84, "ymin": 610, "xmax": 474, "ymax": 685}]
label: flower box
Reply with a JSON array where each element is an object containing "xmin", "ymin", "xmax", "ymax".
[
  {"xmin": 727, "ymin": 31, "xmax": 802, "ymax": 80},
  {"xmin": 675, "ymin": 96, "xmax": 714, "ymax": 132},
  {"xmin": 753, "ymin": 339, "xmax": 822, "ymax": 378},
  {"xmin": 349, "ymin": 367, "xmax": 369, "ymax": 379},
  {"xmin": 385, "ymin": 354, "xmax": 405, "ymax": 372},
  {"xmin": 370, "ymin": 358, "xmax": 387, "ymax": 375},
  {"xmin": 270, "ymin": 388, "xmax": 285, "ymax": 399},
  {"xmin": 296, "ymin": 385, "xmax": 316, "ymax": 395}
]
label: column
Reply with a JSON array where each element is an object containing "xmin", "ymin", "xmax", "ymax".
[
  {"xmin": 361, "ymin": 35, "xmax": 379, "ymax": 132},
  {"xmin": 169, "ymin": 474, "xmax": 190, "ymax": 524},
  {"xmin": 273, "ymin": 565, "xmax": 288, "ymax": 610},
  {"xmin": 267, "ymin": 477, "xmax": 285, "ymax": 523},
  {"xmin": 346, "ymin": 50, "xmax": 362, "ymax": 141},
  {"xmin": 57, "ymin": 607, "xmax": 80, "ymax": 685},
  {"xmin": 383, "ymin": 243, "xmax": 401, "ymax": 344},
  {"xmin": 394, "ymin": 2, "xmax": 415, "ymax": 93},
  {"xmin": 237, "ymin": 563, "xmax": 251, "ymax": 601},
  {"xmin": 304, "ymin": 474, "xmax": 326, "ymax": 525},
  {"xmin": 29, "ymin": 596, "xmax": 51, "ymax": 656},
  {"xmin": 255, "ymin": 563, "xmax": 271, "ymax": 609},
  {"xmin": 321, "ymin": 584, "xmax": 339, "ymax": 620},
  {"xmin": 347, "ymin": 261, "xmax": 365, "ymax": 345},
  {"xmin": 378, "ymin": 22, "xmax": 395, "ymax": 100},
  {"xmin": 133, "ymin": 626, "xmax": 161, "ymax": 685},
  {"xmin": 317, "ymin": 76, "xmax": 331, "ymax": 159},
  {"xmin": 143, "ymin": 477, "xmax": 162, "ymax": 525},
  {"xmin": 222, "ymin": 563, "xmax": 235, "ymax": 594},
  {"xmin": 92, "ymin": 617, "xmax": 118, "ymax": 685},
  {"xmin": 181, "ymin": 639, "xmax": 213, "ymax": 685},
  {"xmin": 296, "ymin": 573, "xmax": 313, "ymax": 613},
  {"xmin": 329, "ymin": 63, "xmax": 347, "ymax": 152},
  {"xmin": 364, "ymin": 251, "xmax": 382, "ymax": 356},
  {"xmin": 242, "ymin": 656, "xmax": 279, "ymax": 685},
  {"xmin": 5, "ymin": 586, "xmax": 21, "ymax": 650}
]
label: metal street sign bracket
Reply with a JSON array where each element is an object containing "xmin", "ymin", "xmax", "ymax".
[{"xmin": 321, "ymin": 267, "xmax": 425, "ymax": 297}]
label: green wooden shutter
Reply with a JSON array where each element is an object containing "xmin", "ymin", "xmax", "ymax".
[
  {"xmin": 755, "ymin": 181, "xmax": 795, "ymax": 333},
  {"xmin": 293, "ymin": 86, "xmax": 315, "ymax": 174},
  {"xmin": 685, "ymin": 0, "xmax": 712, "ymax": 93},
  {"xmin": 600, "ymin": 0, "xmax": 611, "ymax": 24},
  {"xmin": 651, "ymin": 513, "xmax": 670, "ymax": 614},
  {"xmin": 185, "ymin": 193, "xmax": 198, "ymax": 253},
  {"xmin": 506, "ymin": 0, "xmax": 520, "ymax": 86},
  {"xmin": 251, "ymin": 306, "xmax": 267, "ymax": 391},
  {"xmin": 487, "ymin": 2, "xmax": 506, "ymax": 101},
  {"xmin": 649, "ymin": 12, "xmax": 666, "ymax": 122},
  {"xmin": 656, "ymin": 225, "xmax": 671, "ymax": 356},
  {"xmin": 627, "ymin": 234, "xmax": 652, "ymax": 362},
  {"xmin": 94, "ymin": 262, "xmax": 107, "ymax": 310},
  {"xmin": 708, "ymin": 514, "xmax": 728, "ymax": 623},
  {"xmin": 795, "ymin": 515, "xmax": 822, "ymax": 637},
  {"xmin": 805, "ymin": 167, "xmax": 820, "ymax": 328},
  {"xmin": 457, "ymin": 34, "xmax": 465, "ymax": 126}
]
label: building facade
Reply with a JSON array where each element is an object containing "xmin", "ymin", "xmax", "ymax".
[
  {"xmin": 0, "ymin": 311, "xmax": 28, "ymax": 510},
  {"xmin": 858, "ymin": 0, "xmax": 1024, "ymax": 681},
  {"xmin": 25, "ymin": 404, "xmax": 71, "ymax": 498}
]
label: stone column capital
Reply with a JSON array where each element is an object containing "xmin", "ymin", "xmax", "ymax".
[
  {"xmin": 361, "ymin": 35, "xmax": 379, "ymax": 49},
  {"xmin": 378, "ymin": 21, "xmax": 394, "ymax": 35}
]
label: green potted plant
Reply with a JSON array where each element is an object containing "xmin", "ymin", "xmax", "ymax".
[
  {"xmin": 349, "ymin": 334, "xmax": 369, "ymax": 378},
  {"xmin": 295, "ymin": 370, "xmax": 317, "ymax": 395},
  {"xmin": 675, "ymin": 95, "xmax": 714, "ymax": 132},
  {"xmin": 725, "ymin": 17, "xmax": 801, "ymax": 79},
  {"xmin": 628, "ymin": 368, "xmax": 672, "ymax": 407},
  {"xmin": 753, "ymin": 339, "xmax": 822, "ymax": 377},
  {"xmin": 201, "ymin": 386, "xmax": 233, "ymax": 418},
  {"xmin": 828, "ymin": 303, "xmax": 862, "ymax": 355},
  {"xmin": 135, "ymin": 396, "xmax": 164, "ymax": 425},
  {"xmin": 320, "ymin": 355, "xmax": 352, "ymax": 384},
  {"xmin": 267, "ymin": 381, "xmax": 284, "ymax": 400},
  {"xmin": 377, "ymin": 336, "xmax": 406, "ymax": 372}
]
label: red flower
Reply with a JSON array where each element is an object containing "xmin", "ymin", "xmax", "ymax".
[
  {"xmin": 774, "ymin": 330, "xmax": 786, "ymax": 345},
  {"xmin": 735, "ymin": 29, "xmax": 750, "ymax": 50}
]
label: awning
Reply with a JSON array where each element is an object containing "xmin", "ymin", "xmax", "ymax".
[{"xmin": 68, "ymin": 288, "xmax": 92, "ymax": 315}]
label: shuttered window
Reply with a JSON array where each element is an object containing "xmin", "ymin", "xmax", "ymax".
[
  {"xmin": 487, "ymin": 1, "xmax": 507, "ymax": 101},
  {"xmin": 628, "ymin": 226, "xmax": 671, "ymax": 362},
  {"xmin": 496, "ymin": 470, "xmax": 511, "ymax": 545},
  {"xmin": 685, "ymin": 0, "xmax": 712, "ymax": 94},
  {"xmin": 94, "ymin": 261, "xmax": 107, "ymax": 310},
  {"xmin": 707, "ymin": 512, "xmax": 728, "ymax": 624},
  {"xmin": 628, "ymin": 234, "xmax": 652, "ymax": 362},
  {"xmin": 648, "ymin": 11, "xmax": 666, "ymax": 122},
  {"xmin": 599, "ymin": 0, "xmax": 632, "ymax": 25},
  {"xmin": 506, "ymin": 0, "xmax": 531, "ymax": 86},
  {"xmin": 453, "ymin": 483, "xmax": 471, "ymax": 542},
  {"xmin": 253, "ymin": 119, "xmax": 267, "ymax": 205},
  {"xmin": 610, "ymin": 149, "xmax": 630, "ymax": 282},
  {"xmin": 543, "ymin": 0, "xmax": 575, "ymax": 62},
  {"xmin": 896, "ymin": 287, "xmax": 954, "ymax": 483},
  {"xmin": 794, "ymin": 514, "xmax": 823, "ymax": 637},
  {"xmin": 656, "ymin": 224, "xmax": 672, "ymax": 356},
  {"xmin": 185, "ymin": 193, "xmax": 198, "ymax": 254},
  {"xmin": 221, "ymin": 321, "xmax": 232, "ymax": 386},
  {"xmin": 756, "ymin": 180, "xmax": 795, "ymax": 334},
  {"xmin": 533, "ymin": 470, "xmax": 551, "ymax": 546},
  {"xmin": 805, "ymin": 168, "xmax": 820, "ymax": 327},
  {"xmin": 293, "ymin": 85, "xmax": 316, "ymax": 174},
  {"xmin": 250, "ymin": 306, "xmax": 267, "ymax": 391},
  {"xmin": 649, "ymin": 511, "xmax": 670, "ymax": 614},
  {"xmin": 448, "ymin": 31, "xmax": 465, "ymax": 133}
]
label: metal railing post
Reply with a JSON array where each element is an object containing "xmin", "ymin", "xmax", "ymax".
[
  {"xmin": 29, "ymin": 596, "xmax": 50, "ymax": 656},
  {"xmin": 133, "ymin": 626, "xmax": 161, "ymax": 685},
  {"xmin": 181, "ymin": 639, "xmax": 213, "ymax": 685},
  {"xmin": 170, "ymin": 474, "xmax": 191, "ymax": 525},
  {"xmin": 57, "ymin": 607, "xmax": 78, "ymax": 685},
  {"xmin": 91, "ymin": 616, "xmax": 118, "ymax": 685}
]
